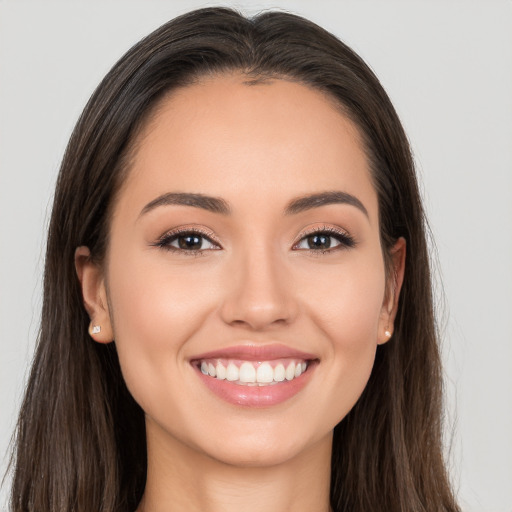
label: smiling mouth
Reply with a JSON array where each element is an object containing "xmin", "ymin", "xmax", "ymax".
[
  {"xmin": 190, "ymin": 344, "xmax": 318, "ymax": 406},
  {"xmin": 196, "ymin": 358, "xmax": 309, "ymax": 386}
]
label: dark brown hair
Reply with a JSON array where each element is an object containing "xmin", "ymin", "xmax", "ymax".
[{"xmin": 9, "ymin": 7, "xmax": 459, "ymax": 511}]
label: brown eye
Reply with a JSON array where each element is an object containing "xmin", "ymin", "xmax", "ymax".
[
  {"xmin": 294, "ymin": 229, "xmax": 356, "ymax": 252},
  {"xmin": 156, "ymin": 230, "xmax": 220, "ymax": 253},
  {"xmin": 306, "ymin": 234, "xmax": 332, "ymax": 250},
  {"xmin": 177, "ymin": 234, "xmax": 204, "ymax": 250}
]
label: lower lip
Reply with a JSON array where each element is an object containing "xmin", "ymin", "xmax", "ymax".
[{"xmin": 194, "ymin": 362, "xmax": 316, "ymax": 407}]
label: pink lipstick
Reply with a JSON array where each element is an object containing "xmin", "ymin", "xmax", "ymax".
[{"xmin": 190, "ymin": 344, "xmax": 318, "ymax": 407}]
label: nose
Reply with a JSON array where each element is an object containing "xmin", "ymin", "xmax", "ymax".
[{"xmin": 219, "ymin": 244, "xmax": 298, "ymax": 331}]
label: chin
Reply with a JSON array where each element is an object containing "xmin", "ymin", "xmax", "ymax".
[{"xmin": 197, "ymin": 425, "xmax": 331, "ymax": 469}]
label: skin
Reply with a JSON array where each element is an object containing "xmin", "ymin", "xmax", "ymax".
[{"xmin": 76, "ymin": 74, "xmax": 405, "ymax": 512}]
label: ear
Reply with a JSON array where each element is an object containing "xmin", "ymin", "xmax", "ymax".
[
  {"xmin": 75, "ymin": 246, "xmax": 114, "ymax": 343},
  {"xmin": 378, "ymin": 237, "xmax": 406, "ymax": 345}
]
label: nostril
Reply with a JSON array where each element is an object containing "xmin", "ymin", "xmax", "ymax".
[{"xmin": 223, "ymin": 308, "xmax": 293, "ymax": 330}]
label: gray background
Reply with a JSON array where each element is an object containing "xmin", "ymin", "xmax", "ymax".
[{"xmin": 1, "ymin": 1, "xmax": 511, "ymax": 510}]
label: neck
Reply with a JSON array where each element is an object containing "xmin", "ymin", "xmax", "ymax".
[{"xmin": 137, "ymin": 419, "xmax": 333, "ymax": 512}]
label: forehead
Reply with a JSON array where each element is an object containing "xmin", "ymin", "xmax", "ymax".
[{"xmin": 118, "ymin": 74, "xmax": 378, "ymax": 221}]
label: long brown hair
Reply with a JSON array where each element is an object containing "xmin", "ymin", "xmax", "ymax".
[{"xmin": 9, "ymin": 7, "xmax": 459, "ymax": 511}]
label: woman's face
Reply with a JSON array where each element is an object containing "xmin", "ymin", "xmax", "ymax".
[{"xmin": 83, "ymin": 74, "xmax": 403, "ymax": 467}]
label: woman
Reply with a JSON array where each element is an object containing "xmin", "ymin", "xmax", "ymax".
[{"xmin": 10, "ymin": 7, "xmax": 460, "ymax": 512}]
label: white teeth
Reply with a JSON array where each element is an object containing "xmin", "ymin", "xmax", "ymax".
[
  {"xmin": 215, "ymin": 362, "xmax": 226, "ymax": 380},
  {"xmin": 285, "ymin": 362, "xmax": 296, "ymax": 381},
  {"xmin": 200, "ymin": 359, "xmax": 309, "ymax": 385},
  {"xmin": 274, "ymin": 363, "xmax": 285, "ymax": 382},
  {"xmin": 256, "ymin": 362, "xmax": 274, "ymax": 383},
  {"xmin": 239, "ymin": 362, "xmax": 256, "ymax": 383},
  {"xmin": 226, "ymin": 362, "xmax": 239, "ymax": 381}
]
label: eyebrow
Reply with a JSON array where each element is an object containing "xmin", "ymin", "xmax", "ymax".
[
  {"xmin": 284, "ymin": 191, "xmax": 369, "ymax": 217},
  {"xmin": 140, "ymin": 192, "xmax": 231, "ymax": 217},
  {"xmin": 139, "ymin": 190, "xmax": 368, "ymax": 218}
]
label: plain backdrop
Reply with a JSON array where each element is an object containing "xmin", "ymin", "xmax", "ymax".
[{"xmin": 0, "ymin": 1, "xmax": 511, "ymax": 510}]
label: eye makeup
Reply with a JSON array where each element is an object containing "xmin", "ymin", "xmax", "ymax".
[
  {"xmin": 292, "ymin": 225, "xmax": 356, "ymax": 253},
  {"xmin": 151, "ymin": 222, "xmax": 356, "ymax": 257},
  {"xmin": 151, "ymin": 226, "xmax": 222, "ymax": 256}
]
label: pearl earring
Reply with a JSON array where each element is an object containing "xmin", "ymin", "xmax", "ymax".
[
  {"xmin": 385, "ymin": 330, "xmax": 392, "ymax": 338},
  {"xmin": 91, "ymin": 325, "xmax": 101, "ymax": 334}
]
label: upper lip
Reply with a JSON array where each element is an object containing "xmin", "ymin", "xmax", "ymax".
[{"xmin": 190, "ymin": 343, "xmax": 317, "ymax": 362}]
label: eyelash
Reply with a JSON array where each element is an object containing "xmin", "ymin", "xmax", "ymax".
[
  {"xmin": 153, "ymin": 225, "xmax": 356, "ymax": 256},
  {"xmin": 292, "ymin": 225, "xmax": 356, "ymax": 254},
  {"xmin": 153, "ymin": 227, "xmax": 221, "ymax": 256}
]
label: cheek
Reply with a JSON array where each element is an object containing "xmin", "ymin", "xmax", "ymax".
[
  {"xmin": 109, "ymin": 246, "xmax": 217, "ymax": 332},
  {"xmin": 301, "ymin": 254, "xmax": 386, "ymax": 343},
  {"xmin": 105, "ymin": 251, "xmax": 221, "ymax": 403},
  {"xmin": 297, "ymin": 254, "xmax": 386, "ymax": 412}
]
